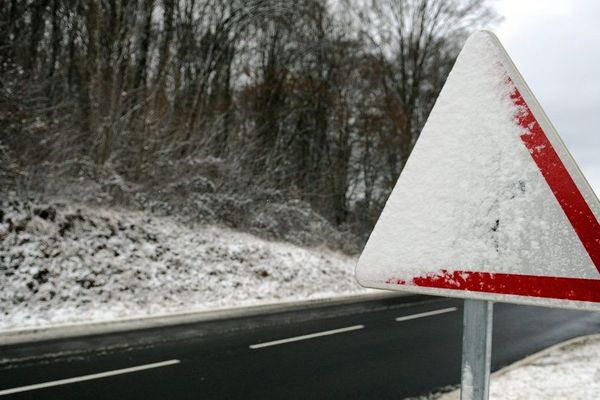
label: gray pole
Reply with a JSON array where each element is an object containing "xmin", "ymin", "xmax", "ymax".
[{"xmin": 460, "ymin": 299, "xmax": 493, "ymax": 400}]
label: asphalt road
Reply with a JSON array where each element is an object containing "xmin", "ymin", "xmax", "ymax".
[{"xmin": 1, "ymin": 295, "xmax": 599, "ymax": 399}]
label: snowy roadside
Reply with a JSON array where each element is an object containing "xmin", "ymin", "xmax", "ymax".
[
  {"xmin": 0, "ymin": 198, "xmax": 367, "ymax": 330},
  {"xmin": 409, "ymin": 334, "xmax": 600, "ymax": 400}
]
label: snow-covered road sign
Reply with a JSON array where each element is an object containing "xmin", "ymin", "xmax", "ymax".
[{"xmin": 355, "ymin": 31, "xmax": 600, "ymax": 310}]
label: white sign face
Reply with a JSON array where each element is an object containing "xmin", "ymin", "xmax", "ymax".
[{"xmin": 355, "ymin": 31, "xmax": 600, "ymax": 310}]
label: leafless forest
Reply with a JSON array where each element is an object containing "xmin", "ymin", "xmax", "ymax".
[{"xmin": 0, "ymin": 0, "xmax": 497, "ymax": 252}]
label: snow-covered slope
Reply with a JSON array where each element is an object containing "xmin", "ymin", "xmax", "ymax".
[{"xmin": 0, "ymin": 198, "xmax": 364, "ymax": 330}]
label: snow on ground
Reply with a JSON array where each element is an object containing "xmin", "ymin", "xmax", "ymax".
[
  {"xmin": 0, "ymin": 198, "xmax": 365, "ymax": 330},
  {"xmin": 418, "ymin": 334, "xmax": 600, "ymax": 400}
]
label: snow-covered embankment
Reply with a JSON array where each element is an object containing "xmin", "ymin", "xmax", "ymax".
[{"xmin": 0, "ymin": 199, "xmax": 364, "ymax": 330}]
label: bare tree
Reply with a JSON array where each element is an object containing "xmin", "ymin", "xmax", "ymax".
[{"xmin": 0, "ymin": 0, "xmax": 498, "ymax": 249}]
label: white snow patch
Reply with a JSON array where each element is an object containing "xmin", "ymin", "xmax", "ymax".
[
  {"xmin": 0, "ymin": 199, "xmax": 365, "ymax": 330},
  {"xmin": 434, "ymin": 335, "xmax": 600, "ymax": 400}
]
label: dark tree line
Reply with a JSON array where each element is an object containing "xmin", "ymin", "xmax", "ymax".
[{"xmin": 0, "ymin": 0, "xmax": 497, "ymax": 246}]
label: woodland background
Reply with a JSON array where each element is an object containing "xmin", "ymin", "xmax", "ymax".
[{"xmin": 0, "ymin": 0, "xmax": 498, "ymax": 252}]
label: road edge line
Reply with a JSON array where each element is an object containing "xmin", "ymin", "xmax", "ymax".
[{"xmin": 0, "ymin": 292, "xmax": 409, "ymax": 346}]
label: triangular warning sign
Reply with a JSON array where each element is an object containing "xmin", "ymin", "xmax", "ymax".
[{"xmin": 355, "ymin": 31, "xmax": 600, "ymax": 310}]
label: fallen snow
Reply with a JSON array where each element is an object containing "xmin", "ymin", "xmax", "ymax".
[
  {"xmin": 431, "ymin": 334, "xmax": 600, "ymax": 400},
  {"xmin": 0, "ymin": 198, "xmax": 366, "ymax": 330}
]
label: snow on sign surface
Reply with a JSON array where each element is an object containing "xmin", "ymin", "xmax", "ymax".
[{"xmin": 355, "ymin": 31, "xmax": 600, "ymax": 310}]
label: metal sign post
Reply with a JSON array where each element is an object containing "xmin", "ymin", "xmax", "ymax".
[
  {"xmin": 354, "ymin": 29, "xmax": 600, "ymax": 400},
  {"xmin": 460, "ymin": 300, "xmax": 493, "ymax": 400}
]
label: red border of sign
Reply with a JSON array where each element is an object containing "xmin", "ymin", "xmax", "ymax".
[
  {"xmin": 386, "ymin": 82, "xmax": 600, "ymax": 301},
  {"xmin": 512, "ymin": 86, "xmax": 600, "ymax": 271},
  {"xmin": 386, "ymin": 270, "xmax": 600, "ymax": 302}
]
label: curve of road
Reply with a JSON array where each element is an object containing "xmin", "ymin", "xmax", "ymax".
[{"xmin": 1, "ymin": 295, "xmax": 599, "ymax": 399}]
